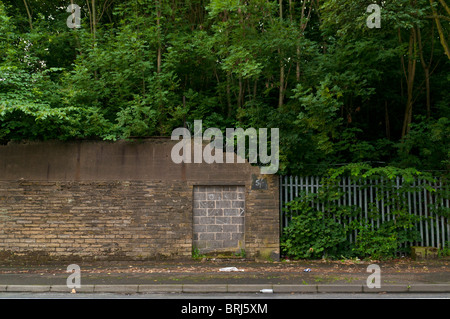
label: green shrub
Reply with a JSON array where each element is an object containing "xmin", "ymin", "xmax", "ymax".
[
  {"xmin": 281, "ymin": 163, "xmax": 445, "ymax": 260},
  {"xmin": 281, "ymin": 193, "xmax": 349, "ymax": 259}
]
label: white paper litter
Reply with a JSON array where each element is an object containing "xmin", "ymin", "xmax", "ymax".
[
  {"xmin": 219, "ymin": 267, "xmax": 244, "ymax": 272},
  {"xmin": 259, "ymin": 289, "xmax": 273, "ymax": 293}
]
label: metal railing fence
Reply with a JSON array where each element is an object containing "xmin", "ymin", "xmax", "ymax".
[{"xmin": 280, "ymin": 175, "xmax": 450, "ymax": 249}]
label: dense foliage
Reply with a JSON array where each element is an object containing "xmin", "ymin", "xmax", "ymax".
[
  {"xmin": 1, "ymin": 0, "xmax": 449, "ymax": 175},
  {"xmin": 281, "ymin": 163, "xmax": 449, "ymax": 259}
]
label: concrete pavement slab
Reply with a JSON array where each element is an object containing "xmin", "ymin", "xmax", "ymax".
[
  {"xmin": 317, "ymin": 285, "xmax": 363, "ymax": 293},
  {"xmin": 227, "ymin": 284, "xmax": 273, "ymax": 293},
  {"xmin": 408, "ymin": 284, "xmax": 450, "ymax": 293},
  {"xmin": 362, "ymin": 284, "xmax": 410, "ymax": 293},
  {"xmin": 94, "ymin": 285, "xmax": 138, "ymax": 293},
  {"xmin": 0, "ymin": 258, "xmax": 448, "ymax": 294},
  {"xmin": 272, "ymin": 284, "xmax": 317, "ymax": 293},
  {"xmin": 6, "ymin": 285, "xmax": 50, "ymax": 292},
  {"xmin": 138, "ymin": 284, "xmax": 182, "ymax": 293},
  {"xmin": 0, "ymin": 283, "xmax": 449, "ymax": 293},
  {"xmin": 182, "ymin": 284, "xmax": 227, "ymax": 293},
  {"xmin": 50, "ymin": 285, "xmax": 95, "ymax": 293}
]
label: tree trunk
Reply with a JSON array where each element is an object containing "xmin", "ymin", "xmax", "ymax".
[
  {"xmin": 226, "ymin": 71, "xmax": 232, "ymax": 117},
  {"xmin": 424, "ymin": 67, "xmax": 431, "ymax": 118},
  {"xmin": 23, "ymin": 0, "xmax": 33, "ymax": 30},
  {"xmin": 401, "ymin": 28, "xmax": 417, "ymax": 139},
  {"xmin": 278, "ymin": 0, "xmax": 284, "ymax": 108},
  {"xmin": 238, "ymin": 76, "xmax": 243, "ymax": 109},
  {"xmin": 430, "ymin": 0, "xmax": 450, "ymax": 59},
  {"xmin": 417, "ymin": 26, "xmax": 433, "ymax": 119},
  {"xmin": 278, "ymin": 48, "xmax": 285, "ymax": 108},
  {"xmin": 385, "ymin": 101, "xmax": 391, "ymax": 140},
  {"xmin": 92, "ymin": 0, "xmax": 96, "ymax": 42},
  {"xmin": 157, "ymin": 1, "xmax": 162, "ymax": 74}
]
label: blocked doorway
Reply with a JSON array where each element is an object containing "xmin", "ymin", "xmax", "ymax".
[{"xmin": 193, "ymin": 185, "xmax": 245, "ymax": 254}]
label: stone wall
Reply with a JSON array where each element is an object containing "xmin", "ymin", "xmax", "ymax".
[{"xmin": 0, "ymin": 139, "xmax": 279, "ymax": 262}]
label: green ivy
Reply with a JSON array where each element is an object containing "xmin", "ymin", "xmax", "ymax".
[{"xmin": 281, "ymin": 163, "xmax": 449, "ymax": 260}]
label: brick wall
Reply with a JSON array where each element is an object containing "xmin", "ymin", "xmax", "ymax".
[
  {"xmin": 0, "ymin": 180, "xmax": 192, "ymax": 260},
  {"xmin": 0, "ymin": 140, "xmax": 279, "ymax": 262}
]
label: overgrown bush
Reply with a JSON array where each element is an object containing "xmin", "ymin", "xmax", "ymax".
[
  {"xmin": 281, "ymin": 194, "xmax": 349, "ymax": 259},
  {"xmin": 281, "ymin": 163, "xmax": 448, "ymax": 260}
]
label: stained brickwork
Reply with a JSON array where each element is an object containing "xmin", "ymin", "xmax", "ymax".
[
  {"xmin": 0, "ymin": 180, "xmax": 192, "ymax": 260},
  {"xmin": 0, "ymin": 140, "xmax": 279, "ymax": 261}
]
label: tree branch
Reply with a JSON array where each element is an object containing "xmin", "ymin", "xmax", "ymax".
[{"xmin": 22, "ymin": 0, "xmax": 32, "ymax": 30}]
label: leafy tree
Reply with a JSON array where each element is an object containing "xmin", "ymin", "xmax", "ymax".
[{"xmin": 0, "ymin": 0, "xmax": 448, "ymax": 173}]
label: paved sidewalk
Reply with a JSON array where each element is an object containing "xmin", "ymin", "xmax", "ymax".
[{"xmin": 0, "ymin": 258, "xmax": 449, "ymax": 294}]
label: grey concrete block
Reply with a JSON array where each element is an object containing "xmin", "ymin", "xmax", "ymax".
[
  {"xmin": 215, "ymin": 232, "xmax": 231, "ymax": 240},
  {"xmin": 232, "ymin": 232, "xmax": 244, "ymax": 240},
  {"xmin": 193, "ymin": 192, "xmax": 206, "ymax": 200},
  {"xmin": 199, "ymin": 201, "xmax": 215, "ymax": 208},
  {"xmin": 224, "ymin": 209, "xmax": 239, "ymax": 216},
  {"xmin": 206, "ymin": 224, "xmax": 223, "ymax": 232},
  {"xmin": 199, "ymin": 217, "xmax": 215, "ymax": 225},
  {"xmin": 207, "ymin": 193, "xmax": 222, "ymax": 201},
  {"xmin": 207, "ymin": 208, "xmax": 223, "ymax": 217},
  {"xmin": 223, "ymin": 192, "xmax": 237, "ymax": 200},
  {"xmin": 223, "ymin": 225, "xmax": 238, "ymax": 232},
  {"xmin": 199, "ymin": 232, "xmax": 215, "ymax": 240},
  {"xmin": 193, "ymin": 208, "xmax": 207, "ymax": 216},
  {"xmin": 206, "ymin": 241, "xmax": 223, "ymax": 249},
  {"xmin": 224, "ymin": 239, "xmax": 240, "ymax": 248},
  {"xmin": 231, "ymin": 217, "xmax": 244, "ymax": 225},
  {"xmin": 216, "ymin": 201, "xmax": 231, "ymax": 208},
  {"xmin": 215, "ymin": 216, "xmax": 231, "ymax": 224},
  {"xmin": 232, "ymin": 201, "xmax": 245, "ymax": 208},
  {"xmin": 193, "ymin": 224, "xmax": 207, "ymax": 233},
  {"xmin": 195, "ymin": 240, "xmax": 207, "ymax": 249}
]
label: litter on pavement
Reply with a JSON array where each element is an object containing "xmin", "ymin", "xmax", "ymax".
[{"xmin": 219, "ymin": 267, "xmax": 244, "ymax": 272}]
